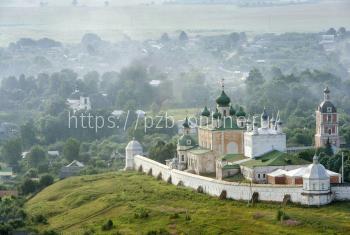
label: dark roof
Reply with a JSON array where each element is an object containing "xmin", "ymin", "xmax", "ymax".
[
  {"xmin": 319, "ymin": 100, "xmax": 336, "ymax": 113},
  {"xmin": 212, "ymin": 108, "xmax": 221, "ymax": 119},
  {"xmin": 201, "ymin": 106, "xmax": 210, "ymax": 117},
  {"xmin": 216, "ymin": 90, "xmax": 231, "ymax": 107},
  {"xmin": 261, "ymin": 108, "xmax": 268, "ymax": 121},
  {"xmin": 183, "ymin": 117, "xmax": 190, "ymax": 128}
]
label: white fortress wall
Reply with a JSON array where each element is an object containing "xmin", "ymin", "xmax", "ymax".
[
  {"xmin": 134, "ymin": 155, "xmax": 304, "ymax": 203},
  {"xmin": 134, "ymin": 155, "xmax": 171, "ymax": 180},
  {"xmin": 331, "ymin": 185, "xmax": 350, "ymax": 201}
]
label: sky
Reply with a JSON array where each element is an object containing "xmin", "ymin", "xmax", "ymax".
[{"xmin": 0, "ymin": 0, "xmax": 165, "ymax": 7}]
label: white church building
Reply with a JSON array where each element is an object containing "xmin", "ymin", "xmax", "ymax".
[{"xmin": 244, "ymin": 109, "xmax": 286, "ymax": 158}]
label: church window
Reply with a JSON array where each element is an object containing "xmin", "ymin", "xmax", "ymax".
[
  {"xmin": 263, "ymin": 174, "xmax": 266, "ymax": 178},
  {"xmin": 327, "ymin": 114, "xmax": 332, "ymax": 122},
  {"xmin": 258, "ymin": 174, "xmax": 261, "ymax": 179},
  {"xmin": 328, "ymin": 128, "xmax": 332, "ymax": 135},
  {"xmin": 181, "ymin": 155, "xmax": 184, "ymax": 162},
  {"xmin": 327, "ymin": 107, "xmax": 332, "ymax": 113},
  {"xmin": 321, "ymin": 183, "xmax": 325, "ymax": 190},
  {"xmin": 187, "ymin": 139, "xmax": 191, "ymax": 145},
  {"xmin": 223, "ymin": 110, "xmax": 227, "ymax": 116},
  {"xmin": 312, "ymin": 184, "xmax": 316, "ymax": 190}
]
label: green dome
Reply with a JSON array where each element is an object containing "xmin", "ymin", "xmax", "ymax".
[
  {"xmin": 182, "ymin": 117, "xmax": 190, "ymax": 128},
  {"xmin": 216, "ymin": 90, "xmax": 231, "ymax": 107},
  {"xmin": 212, "ymin": 108, "xmax": 221, "ymax": 119},
  {"xmin": 201, "ymin": 106, "xmax": 210, "ymax": 117},
  {"xmin": 229, "ymin": 105, "xmax": 236, "ymax": 116},
  {"xmin": 178, "ymin": 135, "xmax": 196, "ymax": 147},
  {"xmin": 236, "ymin": 106, "xmax": 246, "ymax": 117}
]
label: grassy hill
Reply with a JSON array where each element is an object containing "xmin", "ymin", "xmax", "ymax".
[{"xmin": 26, "ymin": 172, "xmax": 350, "ymax": 234}]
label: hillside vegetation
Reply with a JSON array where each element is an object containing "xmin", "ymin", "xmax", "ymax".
[{"xmin": 26, "ymin": 172, "xmax": 350, "ymax": 234}]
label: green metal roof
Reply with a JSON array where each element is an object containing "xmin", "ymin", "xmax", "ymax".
[
  {"xmin": 212, "ymin": 108, "xmax": 221, "ymax": 119},
  {"xmin": 221, "ymin": 154, "xmax": 246, "ymax": 162},
  {"xmin": 178, "ymin": 134, "xmax": 196, "ymax": 147},
  {"xmin": 188, "ymin": 147, "xmax": 212, "ymax": 155},
  {"xmin": 223, "ymin": 164, "xmax": 240, "ymax": 169},
  {"xmin": 201, "ymin": 106, "xmax": 211, "ymax": 117},
  {"xmin": 216, "ymin": 90, "xmax": 231, "ymax": 107},
  {"xmin": 182, "ymin": 117, "xmax": 190, "ymax": 128},
  {"xmin": 236, "ymin": 106, "xmax": 246, "ymax": 117},
  {"xmin": 240, "ymin": 150, "xmax": 310, "ymax": 168}
]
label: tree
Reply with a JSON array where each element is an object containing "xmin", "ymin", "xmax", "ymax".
[
  {"xmin": 83, "ymin": 71, "xmax": 99, "ymax": 94},
  {"xmin": 46, "ymin": 97, "xmax": 67, "ymax": 116},
  {"xmin": 20, "ymin": 121, "xmax": 37, "ymax": 149},
  {"xmin": 39, "ymin": 174, "xmax": 54, "ymax": 188},
  {"xmin": 326, "ymin": 28, "xmax": 337, "ymax": 36},
  {"xmin": 63, "ymin": 138, "xmax": 80, "ymax": 162},
  {"xmin": 149, "ymin": 141, "xmax": 176, "ymax": 164},
  {"xmin": 338, "ymin": 27, "xmax": 346, "ymax": 38},
  {"xmin": 324, "ymin": 138, "xmax": 334, "ymax": 156},
  {"xmin": 1, "ymin": 138, "xmax": 22, "ymax": 167},
  {"xmin": 179, "ymin": 31, "xmax": 188, "ymax": 41},
  {"xmin": 20, "ymin": 179, "xmax": 38, "ymax": 194},
  {"xmin": 27, "ymin": 145, "xmax": 46, "ymax": 168},
  {"xmin": 246, "ymin": 68, "xmax": 264, "ymax": 85}
]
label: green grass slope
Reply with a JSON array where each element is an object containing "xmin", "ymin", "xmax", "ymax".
[{"xmin": 26, "ymin": 172, "xmax": 350, "ymax": 235}]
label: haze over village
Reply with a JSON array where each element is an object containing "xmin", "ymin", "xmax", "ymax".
[{"xmin": 0, "ymin": 0, "xmax": 350, "ymax": 234}]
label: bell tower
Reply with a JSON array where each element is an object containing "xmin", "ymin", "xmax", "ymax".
[{"xmin": 315, "ymin": 87, "xmax": 339, "ymax": 148}]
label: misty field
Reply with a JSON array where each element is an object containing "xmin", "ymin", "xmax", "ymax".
[
  {"xmin": 25, "ymin": 171, "xmax": 350, "ymax": 234},
  {"xmin": 1, "ymin": 1, "xmax": 350, "ymax": 46}
]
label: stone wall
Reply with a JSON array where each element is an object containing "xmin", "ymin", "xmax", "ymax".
[
  {"xmin": 134, "ymin": 155, "xmax": 304, "ymax": 203},
  {"xmin": 331, "ymin": 185, "xmax": 350, "ymax": 201}
]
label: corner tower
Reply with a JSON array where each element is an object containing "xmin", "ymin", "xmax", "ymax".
[
  {"xmin": 315, "ymin": 87, "xmax": 339, "ymax": 149},
  {"xmin": 125, "ymin": 138, "xmax": 143, "ymax": 170}
]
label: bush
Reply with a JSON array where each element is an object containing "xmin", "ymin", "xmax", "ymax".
[
  {"xmin": 20, "ymin": 179, "xmax": 38, "ymax": 195},
  {"xmin": 276, "ymin": 209, "xmax": 290, "ymax": 222},
  {"xmin": 169, "ymin": 213, "xmax": 179, "ymax": 219},
  {"xmin": 42, "ymin": 230, "xmax": 58, "ymax": 235},
  {"xmin": 26, "ymin": 168, "xmax": 38, "ymax": 178},
  {"xmin": 146, "ymin": 229, "xmax": 170, "ymax": 235},
  {"xmin": 185, "ymin": 211, "xmax": 191, "ymax": 221},
  {"xmin": 39, "ymin": 174, "xmax": 54, "ymax": 188},
  {"xmin": 33, "ymin": 214, "xmax": 48, "ymax": 224},
  {"xmin": 167, "ymin": 176, "xmax": 172, "ymax": 184},
  {"xmin": 134, "ymin": 207, "xmax": 150, "ymax": 219},
  {"xmin": 101, "ymin": 219, "xmax": 114, "ymax": 231},
  {"xmin": 157, "ymin": 173, "xmax": 162, "ymax": 180}
]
